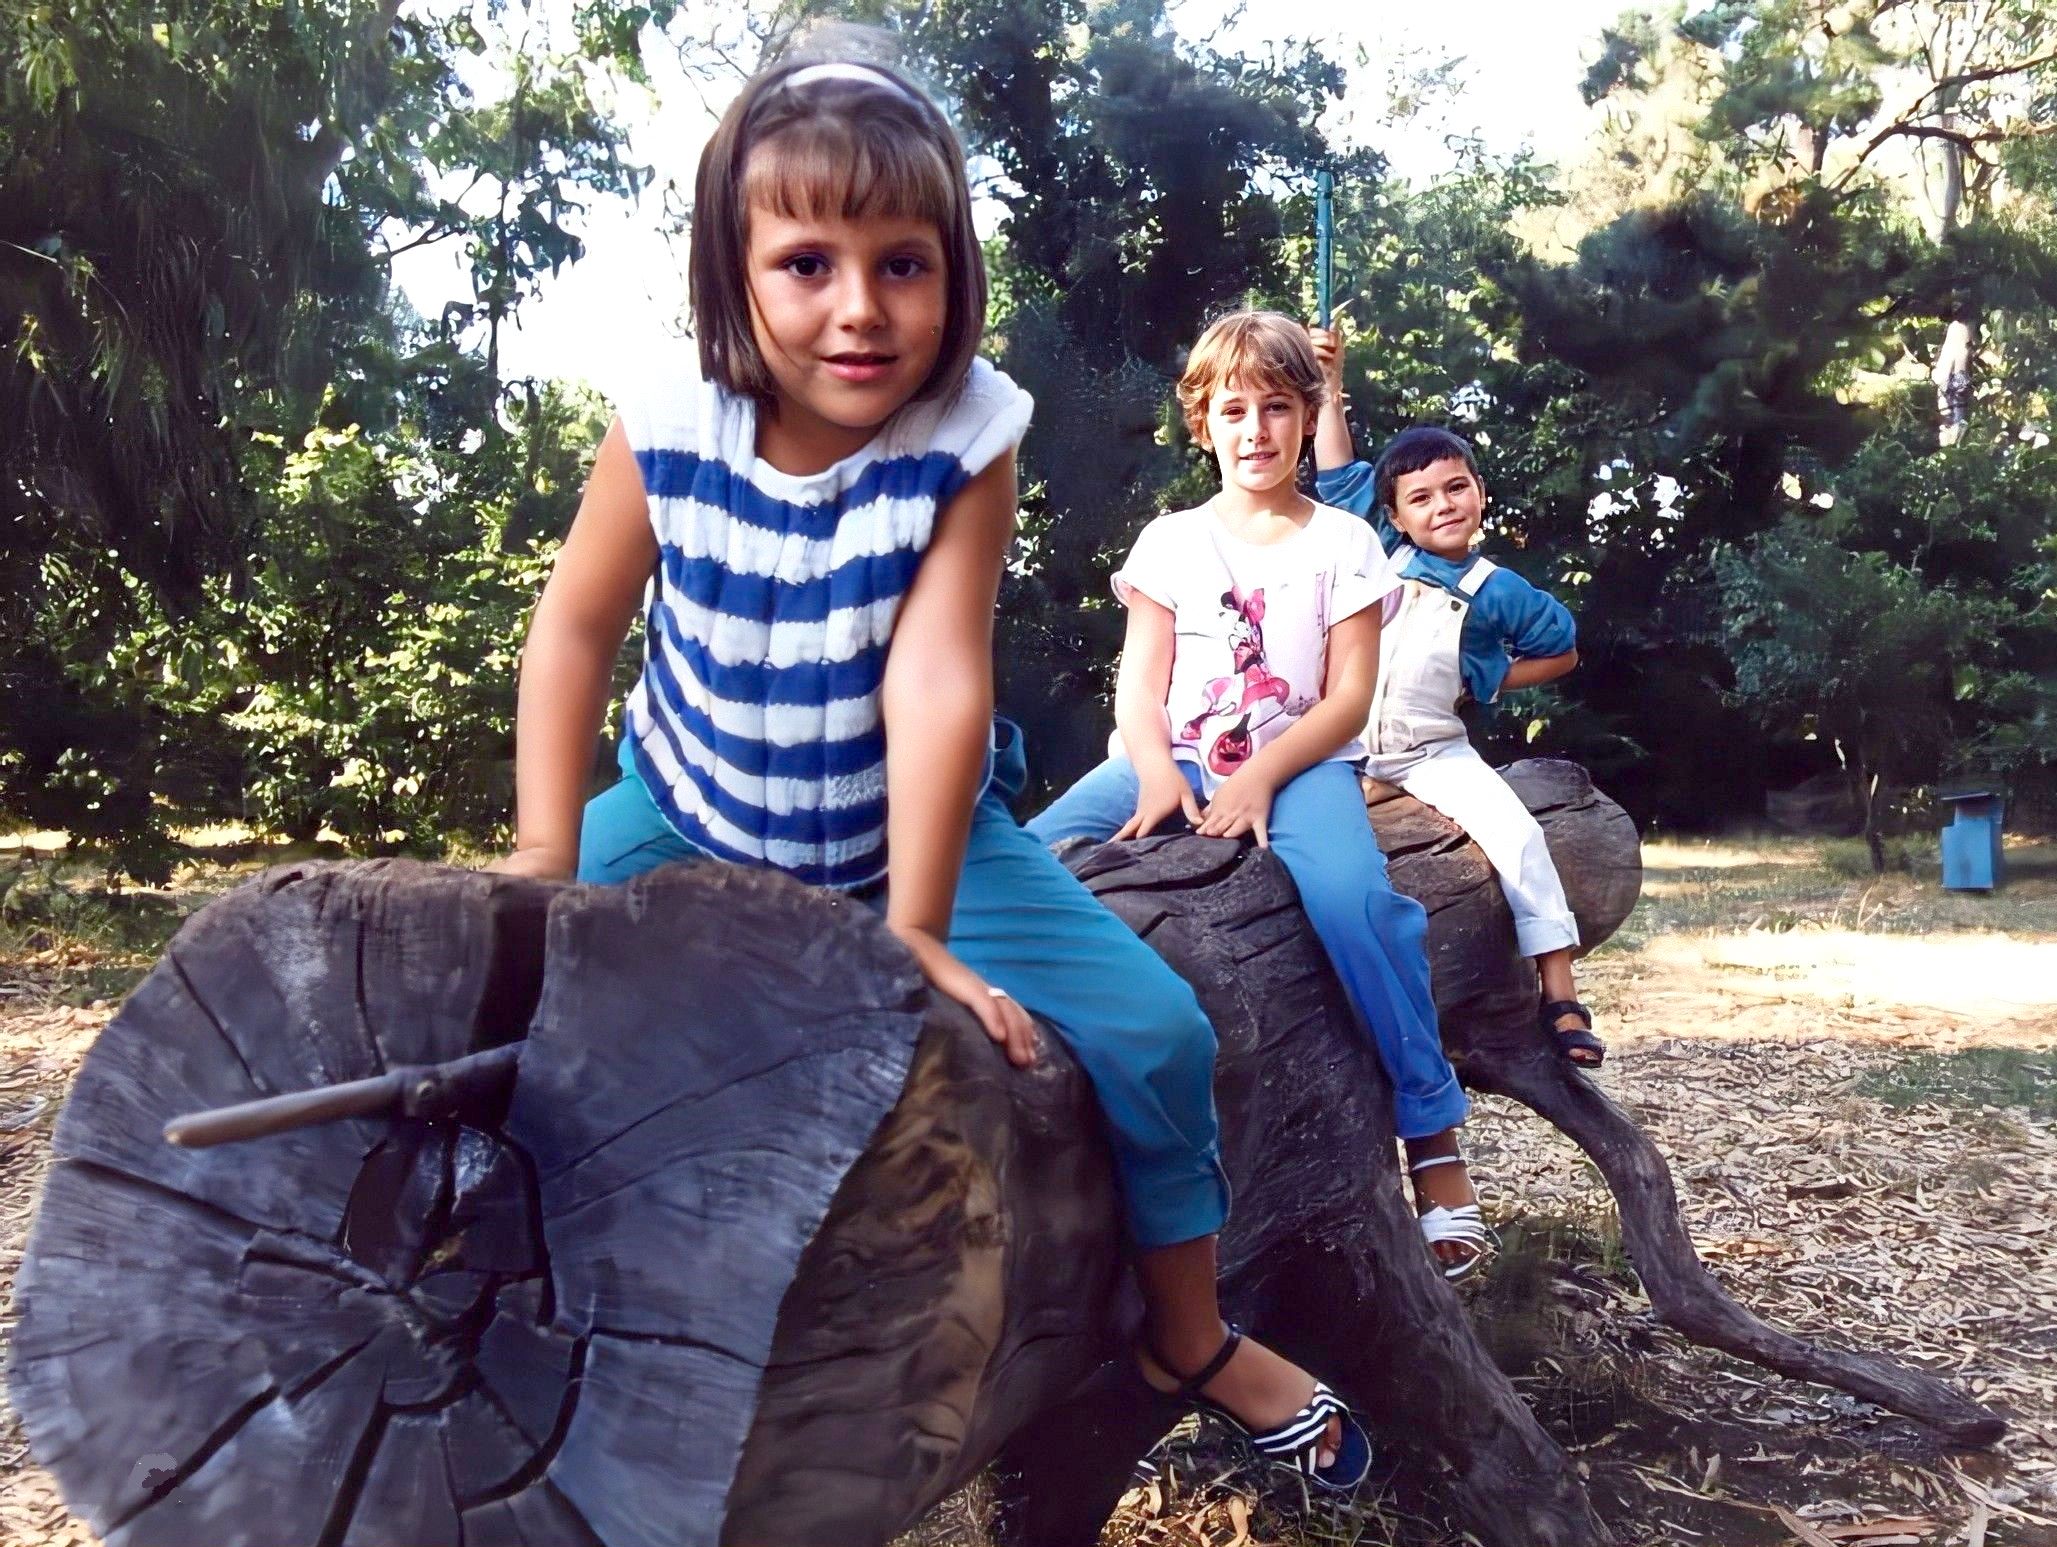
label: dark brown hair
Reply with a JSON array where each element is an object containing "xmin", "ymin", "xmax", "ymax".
[
  {"xmin": 1176, "ymin": 310, "xmax": 1327, "ymax": 444},
  {"xmin": 1373, "ymin": 426, "xmax": 1481, "ymax": 513},
  {"xmin": 689, "ymin": 58, "xmax": 985, "ymax": 408}
]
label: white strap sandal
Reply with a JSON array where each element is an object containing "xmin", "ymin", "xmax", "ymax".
[{"xmin": 1409, "ymin": 1154, "xmax": 1497, "ymax": 1282}]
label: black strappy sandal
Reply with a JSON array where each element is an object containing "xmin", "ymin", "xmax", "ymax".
[
  {"xmin": 1148, "ymin": 1325, "xmax": 1372, "ymax": 1492},
  {"xmin": 1542, "ymin": 998, "xmax": 1606, "ymax": 1068}
]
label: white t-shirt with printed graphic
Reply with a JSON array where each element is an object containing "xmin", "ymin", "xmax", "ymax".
[{"xmin": 1110, "ymin": 502, "xmax": 1401, "ymax": 795}]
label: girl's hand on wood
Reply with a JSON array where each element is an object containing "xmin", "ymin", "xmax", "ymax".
[
  {"xmin": 487, "ymin": 846, "xmax": 576, "ymax": 879},
  {"xmin": 1195, "ymin": 765, "xmax": 1277, "ymax": 847},
  {"xmin": 890, "ymin": 922, "xmax": 1040, "ymax": 1069},
  {"xmin": 1114, "ymin": 766, "xmax": 1205, "ymax": 840}
]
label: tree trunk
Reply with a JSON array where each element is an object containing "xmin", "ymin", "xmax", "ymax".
[
  {"xmin": 10, "ymin": 762, "xmax": 1999, "ymax": 1547},
  {"xmin": 1923, "ymin": 102, "xmax": 1974, "ymax": 448},
  {"xmin": 1851, "ymin": 755, "xmax": 1885, "ymax": 874},
  {"xmin": 1933, "ymin": 314, "xmax": 1977, "ymax": 447},
  {"xmin": 735, "ymin": 764, "xmax": 1628, "ymax": 1547}
]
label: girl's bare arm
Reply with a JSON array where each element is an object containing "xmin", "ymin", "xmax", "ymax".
[
  {"xmin": 1238, "ymin": 607, "xmax": 1379, "ymax": 787},
  {"xmin": 498, "ymin": 419, "xmax": 657, "ymax": 877},
  {"xmin": 1113, "ymin": 594, "xmax": 1183, "ymax": 781},
  {"xmin": 1113, "ymin": 595, "xmax": 1205, "ymax": 836},
  {"xmin": 880, "ymin": 452, "xmax": 1039, "ymax": 1066}
]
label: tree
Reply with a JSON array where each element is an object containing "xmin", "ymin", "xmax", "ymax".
[
  {"xmin": 1483, "ymin": 3, "xmax": 2057, "ymax": 825},
  {"xmin": 102, "ymin": 383, "xmax": 608, "ymax": 849},
  {"xmin": 1583, "ymin": 0, "xmax": 2057, "ymax": 444},
  {"xmin": 1714, "ymin": 516, "xmax": 2007, "ymax": 868},
  {"xmin": 2, "ymin": 0, "xmax": 669, "ymax": 872}
]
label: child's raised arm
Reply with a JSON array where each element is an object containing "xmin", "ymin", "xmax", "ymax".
[
  {"xmin": 1307, "ymin": 323, "xmax": 1355, "ymax": 474},
  {"xmin": 880, "ymin": 452, "xmax": 1040, "ymax": 1069},
  {"xmin": 496, "ymin": 420, "xmax": 657, "ymax": 878}
]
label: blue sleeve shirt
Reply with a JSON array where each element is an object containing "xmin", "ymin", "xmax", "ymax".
[
  {"xmin": 1395, "ymin": 547, "xmax": 1577, "ymax": 705},
  {"xmin": 1314, "ymin": 460, "xmax": 1402, "ymax": 554}
]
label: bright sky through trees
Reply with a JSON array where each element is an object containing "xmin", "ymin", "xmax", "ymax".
[{"xmin": 390, "ymin": 0, "xmax": 1624, "ymax": 396}]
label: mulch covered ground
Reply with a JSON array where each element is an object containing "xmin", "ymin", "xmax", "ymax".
[{"xmin": 1, "ymin": 840, "xmax": 2053, "ymax": 1546}]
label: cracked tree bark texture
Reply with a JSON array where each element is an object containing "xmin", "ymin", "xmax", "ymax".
[{"xmin": 10, "ymin": 761, "xmax": 2000, "ymax": 1547}]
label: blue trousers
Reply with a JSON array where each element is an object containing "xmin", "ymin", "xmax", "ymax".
[
  {"xmin": 1027, "ymin": 756, "xmax": 1469, "ymax": 1140},
  {"xmin": 576, "ymin": 722, "xmax": 1230, "ymax": 1249}
]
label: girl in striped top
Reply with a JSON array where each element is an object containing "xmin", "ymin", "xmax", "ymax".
[{"xmin": 493, "ymin": 55, "xmax": 1368, "ymax": 1490}]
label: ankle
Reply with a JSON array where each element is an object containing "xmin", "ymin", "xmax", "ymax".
[
  {"xmin": 1405, "ymin": 1130, "xmax": 1462, "ymax": 1165},
  {"xmin": 1149, "ymin": 1318, "xmax": 1229, "ymax": 1377}
]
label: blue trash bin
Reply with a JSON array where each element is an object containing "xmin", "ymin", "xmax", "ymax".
[{"xmin": 1938, "ymin": 782, "xmax": 2004, "ymax": 892}]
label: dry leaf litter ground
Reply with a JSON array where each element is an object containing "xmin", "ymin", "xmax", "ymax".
[{"xmin": 1, "ymin": 834, "xmax": 2052, "ymax": 1547}]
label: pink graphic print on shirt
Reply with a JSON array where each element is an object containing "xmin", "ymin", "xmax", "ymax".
[{"xmin": 1177, "ymin": 587, "xmax": 1293, "ymax": 775}]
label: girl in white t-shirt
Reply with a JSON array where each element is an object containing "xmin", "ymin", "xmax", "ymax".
[{"xmin": 1029, "ymin": 311, "xmax": 1489, "ymax": 1280}]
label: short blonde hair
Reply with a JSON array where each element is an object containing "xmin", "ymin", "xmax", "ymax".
[
  {"xmin": 1176, "ymin": 311, "xmax": 1327, "ymax": 443},
  {"xmin": 689, "ymin": 57, "xmax": 985, "ymax": 408}
]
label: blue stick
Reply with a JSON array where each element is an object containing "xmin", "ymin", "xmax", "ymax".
[{"xmin": 1316, "ymin": 170, "xmax": 1334, "ymax": 328}]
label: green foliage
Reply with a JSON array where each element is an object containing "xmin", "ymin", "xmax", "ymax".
[
  {"xmin": 1590, "ymin": 0, "xmax": 2056, "ymax": 202},
  {"xmin": 1819, "ymin": 832, "xmax": 1938, "ymax": 878},
  {"xmin": 1713, "ymin": 515, "xmax": 2011, "ymax": 859},
  {"xmin": 1824, "ymin": 433, "xmax": 2057, "ymax": 776},
  {"xmin": 1679, "ymin": 0, "xmax": 1890, "ymax": 177},
  {"xmin": 1473, "ymin": 2, "xmax": 2057, "ymax": 826},
  {"xmin": 2, "ymin": 0, "xmax": 665, "ymax": 873},
  {"xmin": 133, "ymin": 387, "xmax": 604, "ymax": 847},
  {"xmin": 11, "ymin": 381, "xmax": 605, "ymax": 866},
  {"xmin": 1580, "ymin": 11, "xmax": 1662, "ymax": 107},
  {"xmin": 5, "ymin": 0, "xmax": 2055, "ymax": 866}
]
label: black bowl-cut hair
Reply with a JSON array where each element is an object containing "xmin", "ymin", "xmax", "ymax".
[{"xmin": 1372, "ymin": 425, "xmax": 1481, "ymax": 514}]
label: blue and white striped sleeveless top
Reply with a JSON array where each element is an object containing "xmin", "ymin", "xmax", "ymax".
[{"xmin": 616, "ymin": 357, "xmax": 1034, "ymax": 891}]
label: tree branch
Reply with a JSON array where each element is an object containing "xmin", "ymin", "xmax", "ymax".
[
  {"xmin": 376, "ymin": 226, "xmax": 467, "ymax": 264},
  {"xmin": 296, "ymin": 0, "xmax": 409, "ymax": 200},
  {"xmin": 1833, "ymin": 59, "xmax": 2056, "ymax": 193},
  {"xmin": 1895, "ymin": 42, "xmax": 2057, "ymax": 127}
]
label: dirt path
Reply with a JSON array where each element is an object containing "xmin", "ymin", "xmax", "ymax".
[
  {"xmin": 2, "ymin": 838, "xmax": 2053, "ymax": 1546},
  {"xmin": 0, "ymin": 990, "xmax": 116, "ymax": 1546}
]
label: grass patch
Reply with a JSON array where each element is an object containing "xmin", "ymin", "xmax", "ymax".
[
  {"xmin": 1600, "ymin": 834, "xmax": 2057, "ymax": 951},
  {"xmin": 0, "ymin": 850, "xmax": 261, "ymax": 1004},
  {"xmin": 1820, "ymin": 833, "xmax": 1939, "ymax": 879},
  {"xmin": 1854, "ymin": 1046, "xmax": 2057, "ymax": 1120},
  {"xmin": 0, "ymin": 858, "xmax": 200, "ymax": 948}
]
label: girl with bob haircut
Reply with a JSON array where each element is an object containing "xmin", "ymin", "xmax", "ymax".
[
  {"xmin": 494, "ymin": 57, "xmax": 1368, "ymax": 1491},
  {"xmin": 1031, "ymin": 310, "xmax": 1491, "ymax": 1281}
]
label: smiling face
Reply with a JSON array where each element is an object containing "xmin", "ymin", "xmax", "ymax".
[
  {"xmin": 1200, "ymin": 376, "xmax": 1315, "ymax": 498},
  {"xmin": 1388, "ymin": 455, "xmax": 1486, "ymax": 558},
  {"xmin": 744, "ymin": 201, "xmax": 949, "ymax": 471}
]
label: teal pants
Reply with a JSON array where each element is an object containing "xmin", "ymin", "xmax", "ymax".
[
  {"xmin": 1028, "ymin": 755, "xmax": 1469, "ymax": 1140},
  {"xmin": 577, "ymin": 721, "xmax": 1230, "ymax": 1248}
]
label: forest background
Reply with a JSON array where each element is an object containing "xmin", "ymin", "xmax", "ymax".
[{"xmin": 4, "ymin": 0, "xmax": 2055, "ymax": 882}]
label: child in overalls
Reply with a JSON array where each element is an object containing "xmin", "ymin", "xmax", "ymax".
[{"xmin": 1308, "ymin": 324, "xmax": 1604, "ymax": 1067}]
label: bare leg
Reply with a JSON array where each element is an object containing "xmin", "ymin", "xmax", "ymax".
[
  {"xmin": 1537, "ymin": 947, "xmax": 1603, "ymax": 1066},
  {"xmin": 1133, "ymin": 1235, "xmax": 1342, "ymax": 1469},
  {"xmin": 1402, "ymin": 1127, "xmax": 1482, "ymax": 1273}
]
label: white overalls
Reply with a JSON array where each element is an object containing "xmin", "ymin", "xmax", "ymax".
[{"xmin": 1364, "ymin": 560, "xmax": 1580, "ymax": 959}]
